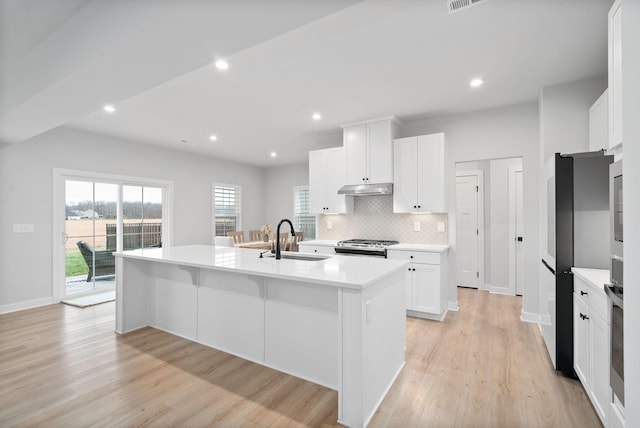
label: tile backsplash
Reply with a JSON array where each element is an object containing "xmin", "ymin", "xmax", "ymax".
[{"xmin": 317, "ymin": 195, "xmax": 448, "ymax": 244}]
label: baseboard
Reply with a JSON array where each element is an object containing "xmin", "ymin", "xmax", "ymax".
[
  {"xmin": 520, "ymin": 310, "xmax": 541, "ymax": 324},
  {"xmin": 489, "ymin": 286, "xmax": 512, "ymax": 295},
  {"xmin": 448, "ymin": 301, "xmax": 459, "ymax": 311},
  {"xmin": 0, "ymin": 296, "xmax": 57, "ymax": 314}
]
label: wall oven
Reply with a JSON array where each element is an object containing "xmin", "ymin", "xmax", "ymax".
[{"xmin": 608, "ymin": 159, "xmax": 624, "ymax": 404}]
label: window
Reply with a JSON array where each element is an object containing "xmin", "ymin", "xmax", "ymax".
[
  {"xmin": 293, "ymin": 186, "xmax": 316, "ymax": 239},
  {"xmin": 214, "ymin": 184, "xmax": 242, "ymax": 237}
]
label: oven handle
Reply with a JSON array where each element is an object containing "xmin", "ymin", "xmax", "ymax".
[{"xmin": 605, "ymin": 284, "xmax": 624, "ymax": 309}]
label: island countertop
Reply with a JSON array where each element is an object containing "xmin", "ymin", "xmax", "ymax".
[{"xmin": 116, "ymin": 244, "xmax": 409, "ymax": 290}]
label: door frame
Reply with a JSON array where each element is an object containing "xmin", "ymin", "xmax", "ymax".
[
  {"xmin": 455, "ymin": 170, "xmax": 485, "ymax": 290},
  {"xmin": 52, "ymin": 168, "xmax": 174, "ymax": 301},
  {"xmin": 508, "ymin": 165, "xmax": 524, "ymax": 296}
]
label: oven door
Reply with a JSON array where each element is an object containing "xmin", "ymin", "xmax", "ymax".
[{"xmin": 606, "ymin": 285, "xmax": 624, "ymax": 405}]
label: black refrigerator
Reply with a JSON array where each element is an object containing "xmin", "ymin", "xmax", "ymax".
[{"xmin": 542, "ymin": 151, "xmax": 613, "ymax": 376}]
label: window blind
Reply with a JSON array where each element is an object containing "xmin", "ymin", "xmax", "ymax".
[
  {"xmin": 293, "ymin": 186, "xmax": 315, "ymax": 239},
  {"xmin": 214, "ymin": 184, "xmax": 242, "ymax": 237}
]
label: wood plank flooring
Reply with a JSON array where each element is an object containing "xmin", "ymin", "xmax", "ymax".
[{"xmin": 0, "ymin": 288, "xmax": 601, "ymax": 427}]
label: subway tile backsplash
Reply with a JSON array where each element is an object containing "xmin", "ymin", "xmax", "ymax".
[{"xmin": 317, "ymin": 195, "xmax": 448, "ymax": 244}]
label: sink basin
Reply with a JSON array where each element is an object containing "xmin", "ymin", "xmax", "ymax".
[{"xmin": 263, "ymin": 253, "xmax": 331, "ymax": 261}]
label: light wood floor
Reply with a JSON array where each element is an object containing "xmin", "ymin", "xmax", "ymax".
[{"xmin": 0, "ymin": 288, "xmax": 601, "ymax": 427}]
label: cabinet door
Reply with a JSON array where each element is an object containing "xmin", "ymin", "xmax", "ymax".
[
  {"xmin": 393, "ymin": 137, "xmax": 418, "ymax": 213},
  {"xmin": 367, "ymin": 120, "xmax": 393, "ymax": 183},
  {"xmin": 608, "ymin": 0, "xmax": 622, "ymax": 149},
  {"xmin": 590, "ymin": 311, "xmax": 610, "ymax": 424},
  {"xmin": 417, "ymin": 133, "xmax": 445, "ymax": 212},
  {"xmin": 308, "ymin": 150, "xmax": 326, "ymax": 214},
  {"xmin": 413, "ymin": 264, "xmax": 440, "ymax": 314},
  {"xmin": 325, "ymin": 147, "xmax": 349, "ymax": 213},
  {"xmin": 573, "ymin": 294, "xmax": 590, "ymax": 387},
  {"xmin": 405, "ymin": 265, "xmax": 414, "ymax": 310},
  {"xmin": 589, "ymin": 90, "xmax": 608, "ymax": 152},
  {"xmin": 344, "ymin": 124, "xmax": 368, "ymax": 184}
]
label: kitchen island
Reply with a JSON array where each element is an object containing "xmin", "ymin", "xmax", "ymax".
[{"xmin": 115, "ymin": 245, "xmax": 408, "ymax": 428}]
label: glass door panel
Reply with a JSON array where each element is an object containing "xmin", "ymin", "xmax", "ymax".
[
  {"xmin": 142, "ymin": 186, "xmax": 163, "ymax": 247},
  {"xmin": 65, "ymin": 180, "xmax": 118, "ymax": 295}
]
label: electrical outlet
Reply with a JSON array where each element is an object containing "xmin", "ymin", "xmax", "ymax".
[
  {"xmin": 413, "ymin": 221, "xmax": 421, "ymax": 232},
  {"xmin": 327, "ymin": 220, "xmax": 333, "ymax": 230},
  {"xmin": 13, "ymin": 224, "xmax": 34, "ymax": 234},
  {"xmin": 437, "ymin": 222, "xmax": 446, "ymax": 233}
]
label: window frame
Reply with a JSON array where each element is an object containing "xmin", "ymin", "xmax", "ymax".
[
  {"xmin": 292, "ymin": 185, "xmax": 316, "ymax": 240},
  {"xmin": 213, "ymin": 182, "xmax": 243, "ymax": 239}
]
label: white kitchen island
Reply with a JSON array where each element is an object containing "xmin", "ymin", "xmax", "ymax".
[{"xmin": 115, "ymin": 245, "xmax": 408, "ymax": 428}]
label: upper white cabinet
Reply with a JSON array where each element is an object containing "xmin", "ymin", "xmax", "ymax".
[
  {"xmin": 608, "ymin": 0, "xmax": 622, "ymax": 149},
  {"xmin": 342, "ymin": 117, "xmax": 399, "ymax": 185},
  {"xmin": 309, "ymin": 147, "xmax": 353, "ymax": 214},
  {"xmin": 393, "ymin": 133, "xmax": 445, "ymax": 213},
  {"xmin": 589, "ymin": 89, "xmax": 608, "ymax": 152}
]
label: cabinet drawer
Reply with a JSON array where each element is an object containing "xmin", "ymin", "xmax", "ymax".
[
  {"xmin": 299, "ymin": 245, "xmax": 335, "ymax": 255},
  {"xmin": 387, "ymin": 250, "xmax": 440, "ymax": 265},
  {"xmin": 574, "ymin": 276, "xmax": 609, "ymax": 323}
]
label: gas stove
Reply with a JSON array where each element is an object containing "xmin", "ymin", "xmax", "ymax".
[{"xmin": 335, "ymin": 239, "xmax": 399, "ymax": 257}]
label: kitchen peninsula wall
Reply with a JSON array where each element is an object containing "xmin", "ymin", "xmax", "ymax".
[{"xmin": 316, "ymin": 195, "xmax": 448, "ymax": 244}]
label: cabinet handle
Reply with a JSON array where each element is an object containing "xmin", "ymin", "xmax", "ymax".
[
  {"xmin": 362, "ymin": 178, "xmax": 366, "ymax": 181},
  {"xmin": 413, "ymin": 268, "xmax": 416, "ymax": 271},
  {"xmin": 413, "ymin": 205, "xmax": 417, "ymax": 209},
  {"xmin": 580, "ymin": 290, "xmax": 588, "ymax": 296},
  {"xmin": 410, "ymin": 255, "xmax": 413, "ymax": 259},
  {"xmin": 408, "ymin": 268, "xmax": 411, "ymax": 271},
  {"xmin": 418, "ymin": 205, "xmax": 421, "ymax": 209},
  {"xmin": 314, "ymin": 250, "xmax": 317, "ymax": 253},
  {"xmin": 580, "ymin": 313, "xmax": 589, "ymax": 320}
]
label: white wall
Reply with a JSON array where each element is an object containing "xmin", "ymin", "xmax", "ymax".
[
  {"xmin": 540, "ymin": 75, "xmax": 607, "ymax": 162},
  {"xmin": 400, "ymin": 102, "xmax": 540, "ymax": 315},
  {"xmin": 264, "ymin": 163, "xmax": 309, "ymax": 228},
  {"xmin": 0, "ymin": 126, "xmax": 266, "ymax": 311},
  {"xmin": 622, "ymin": 0, "xmax": 640, "ymax": 425}
]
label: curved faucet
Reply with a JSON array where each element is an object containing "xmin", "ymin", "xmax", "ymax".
[{"xmin": 275, "ymin": 219, "xmax": 296, "ymax": 260}]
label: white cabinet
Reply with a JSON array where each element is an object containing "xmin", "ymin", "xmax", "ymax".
[
  {"xmin": 342, "ymin": 117, "xmax": 399, "ymax": 185},
  {"xmin": 393, "ymin": 133, "xmax": 445, "ymax": 213},
  {"xmin": 298, "ymin": 243, "xmax": 335, "ymax": 255},
  {"xmin": 387, "ymin": 248, "xmax": 448, "ymax": 321},
  {"xmin": 572, "ymin": 271, "xmax": 610, "ymax": 425},
  {"xmin": 589, "ymin": 90, "xmax": 609, "ymax": 152},
  {"xmin": 309, "ymin": 147, "xmax": 353, "ymax": 214},
  {"xmin": 608, "ymin": 0, "xmax": 622, "ymax": 149}
]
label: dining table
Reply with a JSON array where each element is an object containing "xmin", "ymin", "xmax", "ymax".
[{"xmin": 235, "ymin": 240, "xmax": 273, "ymax": 251}]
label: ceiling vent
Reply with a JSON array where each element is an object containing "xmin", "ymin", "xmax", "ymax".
[{"xmin": 446, "ymin": 0, "xmax": 489, "ymax": 14}]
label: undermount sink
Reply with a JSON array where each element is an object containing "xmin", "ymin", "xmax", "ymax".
[{"xmin": 263, "ymin": 253, "xmax": 331, "ymax": 261}]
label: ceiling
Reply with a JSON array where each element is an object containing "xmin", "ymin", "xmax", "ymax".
[{"xmin": 0, "ymin": 0, "xmax": 611, "ymax": 166}]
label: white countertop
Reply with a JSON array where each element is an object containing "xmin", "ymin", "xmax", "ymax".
[
  {"xmin": 116, "ymin": 245, "xmax": 408, "ymax": 290},
  {"xmin": 572, "ymin": 267, "xmax": 610, "ymax": 293},
  {"xmin": 388, "ymin": 243, "xmax": 450, "ymax": 253}
]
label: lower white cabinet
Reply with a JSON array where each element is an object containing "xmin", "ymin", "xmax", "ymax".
[
  {"xmin": 298, "ymin": 243, "xmax": 336, "ymax": 255},
  {"xmin": 387, "ymin": 248, "xmax": 448, "ymax": 321},
  {"xmin": 573, "ymin": 271, "xmax": 610, "ymax": 426}
]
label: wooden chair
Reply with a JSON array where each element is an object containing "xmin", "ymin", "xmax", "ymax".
[
  {"xmin": 227, "ymin": 231, "xmax": 245, "ymax": 244},
  {"xmin": 287, "ymin": 231, "xmax": 304, "ymax": 252},
  {"xmin": 249, "ymin": 229, "xmax": 263, "ymax": 242},
  {"xmin": 277, "ymin": 233, "xmax": 289, "ymax": 252}
]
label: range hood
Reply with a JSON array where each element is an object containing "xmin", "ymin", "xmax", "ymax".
[{"xmin": 337, "ymin": 183, "xmax": 393, "ymax": 196}]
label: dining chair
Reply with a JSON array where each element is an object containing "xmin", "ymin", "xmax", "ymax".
[
  {"xmin": 278, "ymin": 233, "xmax": 289, "ymax": 252},
  {"xmin": 249, "ymin": 229, "xmax": 263, "ymax": 242},
  {"xmin": 287, "ymin": 231, "xmax": 304, "ymax": 252},
  {"xmin": 227, "ymin": 231, "xmax": 245, "ymax": 244},
  {"xmin": 214, "ymin": 236, "xmax": 234, "ymax": 247}
]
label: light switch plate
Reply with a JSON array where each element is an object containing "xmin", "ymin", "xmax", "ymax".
[
  {"xmin": 437, "ymin": 222, "xmax": 446, "ymax": 233},
  {"xmin": 327, "ymin": 220, "xmax": 333, "ymax": 230},
  {"xmin": 414, "ymin": 221, "xmax": 421, "ymax": 232},
  {"xmin": 13, "ymin": 224, "xmax": 34, "ymax": 233}
]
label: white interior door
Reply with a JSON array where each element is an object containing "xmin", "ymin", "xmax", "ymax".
[
  {"xmin": 515, "ymin": 170, "xmax": 524, "ymax": 295},
  {"xmin": 456, "ymin": 174, "xmax": 479, "ymax": 288},
  {"xmin": 509, "ymin": 166, "xmax": 524, "ymax": 296}
]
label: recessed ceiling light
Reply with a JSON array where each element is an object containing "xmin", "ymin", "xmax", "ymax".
[
  {"xmin": 209, "ymin": 134, "xmax": 218, "ymax": 141},
  {"xmin": 312, "ymin": 113, "xmax": 322, "ymax": 121},
  {"xmin": 470, "ymin": 78, "xmax": 483, "ymax": 88},
  {"xmin": 103, "ymin": 104, "xmax": 116, "ymax": 113},
  {"xmin": 270, "ymin": 152, "xmax": 277, "ymax": 158},
  {"xmin": 215, "ymin": 59, "xmax": 229, "ymax": 70}
]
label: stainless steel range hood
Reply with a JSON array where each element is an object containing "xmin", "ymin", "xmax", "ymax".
[{"xmin": 337, "ymin": 183, "xmax": 393, "ymax": 196}]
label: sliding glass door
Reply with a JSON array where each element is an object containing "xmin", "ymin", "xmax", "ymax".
[
  {"xmin": 65, "ymin": 180, "xmax": 118, "ymax": 296},
  {"xmin": 60, "ymin": 174, "xmax": 168, "ymax": 298}
]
